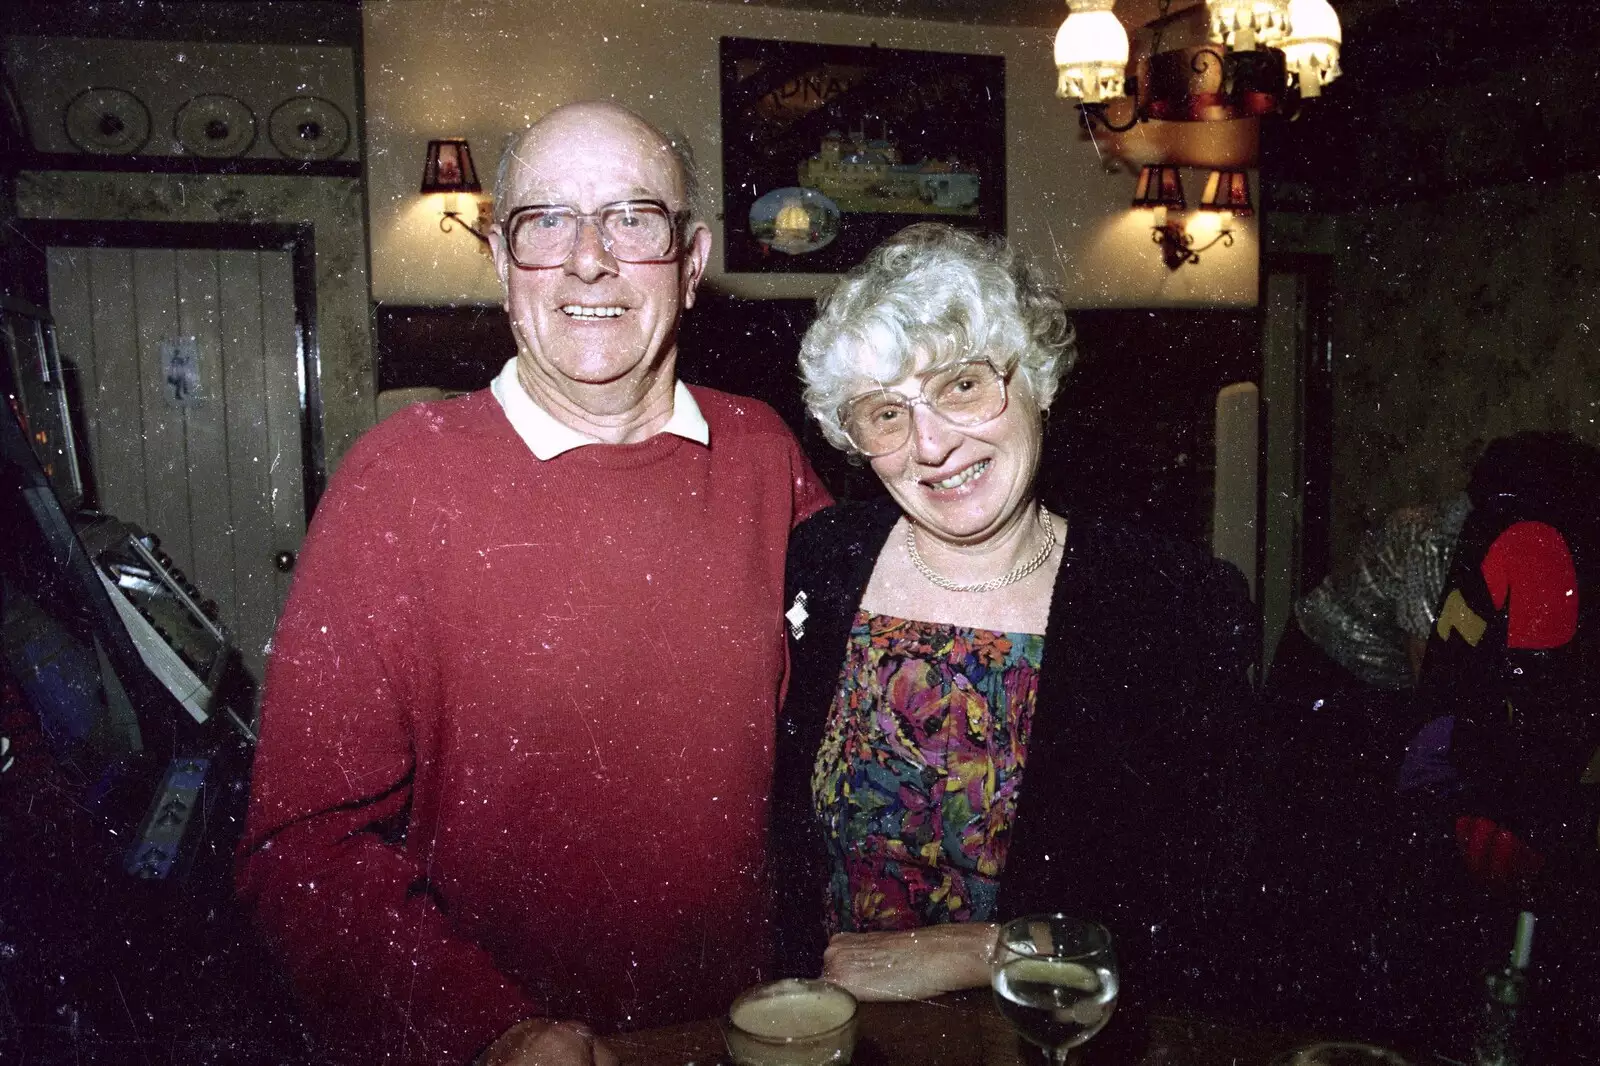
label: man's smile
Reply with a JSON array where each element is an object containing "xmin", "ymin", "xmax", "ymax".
[{"xmin": 560, "ymin": 304, "xmax": 628, "ymax": 319}]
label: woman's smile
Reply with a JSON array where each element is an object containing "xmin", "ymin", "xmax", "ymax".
[{"xmin": 923, "ymin": 459, "xmax": 992, "ymax": 492}]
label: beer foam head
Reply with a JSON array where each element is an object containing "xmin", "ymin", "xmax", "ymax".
[
  {"xmin": 729, "ymin": 981, "xmax": 855, "ymax": 1040},
  {"xmin": 724, "ymin": 978, "xmax": 860, "ymax": 1066}
]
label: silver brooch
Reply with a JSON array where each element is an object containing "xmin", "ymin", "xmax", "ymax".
[{"xmin": 786, "ymin": 591, "xmax": 809, "ymax": 639}]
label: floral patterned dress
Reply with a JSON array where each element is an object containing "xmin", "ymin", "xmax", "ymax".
[{"xmin": 811, "ymin": 611, "xmax": 1044, "ymax": 933}]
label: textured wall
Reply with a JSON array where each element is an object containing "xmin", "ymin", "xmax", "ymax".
[{"xmin": 1327, "ymin": 170, "xmax": 1600, "ymax": 564}]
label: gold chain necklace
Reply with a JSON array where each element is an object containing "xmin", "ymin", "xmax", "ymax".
[{"xmin": 906, "ymin": 509, "xmax": 1057, "ymax": 594}]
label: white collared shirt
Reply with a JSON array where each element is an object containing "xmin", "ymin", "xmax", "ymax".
[{"xmin": 489, "ymin": 357, "xmax": 710, "ymax": 460}]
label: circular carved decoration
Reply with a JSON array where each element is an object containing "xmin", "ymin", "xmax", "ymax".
[
  {"xmin": 268, "ymin": 95, "xmax": 350, "ymax": 161},
  {"xmin": 64, "ymin": 87, "xmax": 151, "ymax": 155},
  {"xmin": 174, "ymin": 93, "xmax": 257, "ymax": 158}
]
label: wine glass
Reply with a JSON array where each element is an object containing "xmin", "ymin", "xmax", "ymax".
[{"xmin": 991, "ymin": 914, "xmax": 1120, "ymax": 1065}]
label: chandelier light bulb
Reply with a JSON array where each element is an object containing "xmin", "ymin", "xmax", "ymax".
[
  {"xmin": 1206, "ymin": 0, "xmax": 1293, "ymax": 51},
  {"xmin": 1280, "ymin": 0, "xmax": 1343, "ymax": 96},
  {"xmin": 1054, "ymin": 0, "xmax": 1130, "ymax": 103}
]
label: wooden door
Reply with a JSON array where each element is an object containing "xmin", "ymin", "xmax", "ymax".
[{"xmin": 45, "ymin": 245, "xmax": 305, "ymax": 684}]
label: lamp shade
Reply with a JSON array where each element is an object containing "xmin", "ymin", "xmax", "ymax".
[
  {"xmin": 420, "ymin": 138, "xmax": 482, "ymax": 195},
  {"xmin": 1206, "ymin": 0, "xmax": 1292, "ymax": 50},
  {"xmin": 1281, "ymin": 0, "xmax": 1342, "ymax": 97},
  {"xmin": 1054, "ymin": 1, "xmax": 1130, "ymax": 103},
  {"xmin": 1199, "ymin": 169, "xmax": 1254, "ymax": 216},
  {"xmin": 1132, "ymin": 165, "xmax": 1187, "ymax": 211}
]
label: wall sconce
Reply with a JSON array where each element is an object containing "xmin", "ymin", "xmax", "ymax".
[
  {"xmin": 421, "ymin": 138, "xmax": 490, "ymax": 246},
  {"xmin": 1199, "ymin": 168, "xmax": 1254, "ymax": 217},
  {"xmin": 1133, "ymin": 165, "xmax": 1248, "ymax": 270},
  {"xmin": 1132, "ymin": 164, "xmax": 1197, "ymax": 271}
]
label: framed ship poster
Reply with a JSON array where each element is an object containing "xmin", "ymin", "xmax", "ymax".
[{"xmin": 720, "ymin": 37, "xmax": 1005, "ymax": 274}]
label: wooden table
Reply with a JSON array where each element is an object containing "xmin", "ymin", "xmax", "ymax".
[{"xmin": 610, "ymin": 989, "xmax": 1314, "ymax": 1066}]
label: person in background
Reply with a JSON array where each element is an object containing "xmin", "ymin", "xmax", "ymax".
[
  {"xmin": 1392, "ymin": 431, "xmax": 1600, "ymax": 1060},
  {"xmin": 1253, "ymin": 493, "xmax": 1468, "ymax": 1036},
  {"xmin": 771, "ymin": 223, "xmax": 1259, "ymax": 1017},
  {"xmin": 236, "ymin": 102, "xmax": 830, "ymax": 1066},
  {"xmin": 1275, "ymin": 494, "xmax": 1471, "ymax": 700}
]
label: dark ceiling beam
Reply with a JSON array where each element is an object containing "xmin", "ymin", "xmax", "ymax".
[{"xmin": 1, "ymin": 0, "xmax": 362, "ymax": 47}]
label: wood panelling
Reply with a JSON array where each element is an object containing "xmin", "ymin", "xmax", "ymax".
[
  {"xmin": 374, "ymin": 299, "xmax": 1265, "ymax": 548},
  {"xmin": 46, "ymin": 245, "xmax": 304, "ymax": 680}
]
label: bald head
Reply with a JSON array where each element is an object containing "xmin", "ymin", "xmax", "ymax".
[
  {"xmin": 485, "ymin": 99, "xmax": 714, "ymax": 442},
  {"xmin": 494, "ymin": 102, "xmax": 701, "ymax": 226}
]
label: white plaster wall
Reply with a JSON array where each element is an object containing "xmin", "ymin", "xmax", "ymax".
[{"xmin": 363, "ymin": 0, "xmax": 1258, "ymax": 309}]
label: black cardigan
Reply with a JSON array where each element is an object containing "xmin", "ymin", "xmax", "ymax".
[{"xmin": 772, "ymin": 497, "xmax": 1263, "ymax": 1012}]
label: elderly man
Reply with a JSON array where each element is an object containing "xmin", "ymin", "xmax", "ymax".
[{"xmin": 237, "ymin": 102, "xmax": 830, "ymax": 1066}]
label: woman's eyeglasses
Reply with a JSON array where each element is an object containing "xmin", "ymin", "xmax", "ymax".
[{"xmin": 838, "ymin": 358, "xmax": 1009, "ymax": 457}]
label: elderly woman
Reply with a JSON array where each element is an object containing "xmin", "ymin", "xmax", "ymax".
[{"xmin": 771, "ymin": 224, "xmax": 1259, "ymax": 1012}]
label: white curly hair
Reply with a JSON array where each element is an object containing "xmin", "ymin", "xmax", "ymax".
[{"xmin": 799, "ymin": 223, "xmax": 1077, "ymax": 454}]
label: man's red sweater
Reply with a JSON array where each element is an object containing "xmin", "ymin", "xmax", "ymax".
[{"xmin": 237, "ymin": 386, "xmax": 830, "ymax": 1064}]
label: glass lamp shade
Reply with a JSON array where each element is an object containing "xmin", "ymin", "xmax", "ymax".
[
  {"xmin": 1132, "ymin": 165, "xmax": 1187, "ymax": 211},
  {"xmin": 1199, "ymin": 170, "xmax": 1254, "ymax": 216},
  {"xmin": 1054, "ymin": 1, "xmax": 1130, "ymax": 103},
  {"xmin": 420, "ymin": 138, "xmax": 482, "ymax": 195},
  {"xmin": 1207, "ymin": 0, "xmax": 1293, "ymax": 50},
  {"xmin": 1281, "ymin": 0, "xmax": 1343, "ymax": 96}
]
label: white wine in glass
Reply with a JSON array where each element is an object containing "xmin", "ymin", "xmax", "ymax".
[{"xmin": 991, "ymin": 914, "xmax": 1119, "ymax": 1064}]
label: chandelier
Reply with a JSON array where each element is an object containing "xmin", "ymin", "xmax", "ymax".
[
  {"xmin": 1054, "ymin": 0, "xmax": 1130, "ymax": 104},
  {"xmin": 1054, "ymin": 0, "xmax": 1343, "ymax": 131}
]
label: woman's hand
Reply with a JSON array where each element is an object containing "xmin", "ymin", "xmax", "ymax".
[{"xmin": 822, "ymin": 923, "xmax": 997, "ymax": 1002}]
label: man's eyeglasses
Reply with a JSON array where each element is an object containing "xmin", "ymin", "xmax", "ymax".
[
  {"xmin": 500, "ymin": 199, "xmax": 688, "ymax": 269},
  {"xmin": 838, "ymin": 358, "xmax": 1009, "ymax": 458}
]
